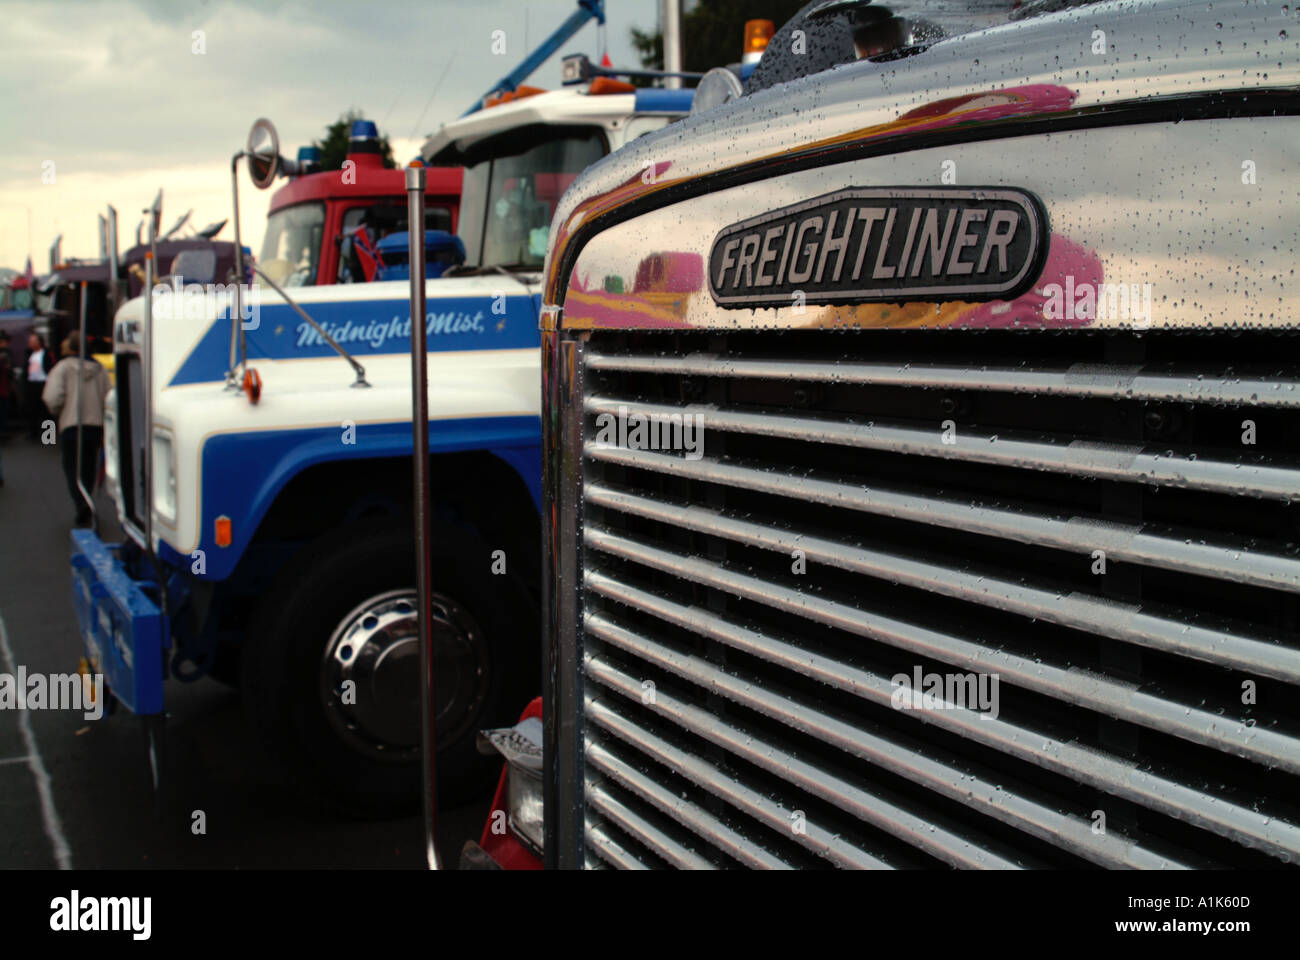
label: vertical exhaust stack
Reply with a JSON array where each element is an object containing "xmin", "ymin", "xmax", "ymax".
[
  {"xmin": 662, "ymin": 0, "xmax": 683, "ymax": 89},
  {"xmin": 142, "ymin": 189, "xmax": 162, "ymax": 560},
  {"xmin": 75, "ymin": 281, "xmax": 94, "ymax": 533},
  {"xmin": 405, "ymin": 163, "xmax": 441, "ymax": 871},
  {"xmin": 106, "ymin": 206, "xmax": 120, "ymax": 314}
]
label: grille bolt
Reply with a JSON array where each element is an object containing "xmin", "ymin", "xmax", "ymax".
[
  {"xmin": 938, "ymin": 395, "xmax": 970, "ymax": 417},
  {"xmin": 1144, "ymin": 409, "xmax": 1169, "ymax": 434}
]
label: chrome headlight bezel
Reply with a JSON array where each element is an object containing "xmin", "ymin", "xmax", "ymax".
[{"xmin": 151, "ymin": 425, "xmax": 177, "ymax": 524}]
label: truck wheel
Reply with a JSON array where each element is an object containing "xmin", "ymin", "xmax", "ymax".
[{"xmin": 241, "ymin": 517, "xmax": 537, "ymax": 817}]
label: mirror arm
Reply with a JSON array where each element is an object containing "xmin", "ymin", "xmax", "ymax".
[{"xmin": 250, "ymin": 263, "xmax": 370, "ymax": 388}]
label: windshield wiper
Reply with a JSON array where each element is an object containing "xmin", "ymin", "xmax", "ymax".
[{"xmin": 251, "ymin": 264, "xmax": 371, "ymax": 388}]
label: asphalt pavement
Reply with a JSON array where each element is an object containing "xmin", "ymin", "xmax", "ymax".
[{"xmin": 0, "ymin": 432, "xmax": 489, "ymax": 869}]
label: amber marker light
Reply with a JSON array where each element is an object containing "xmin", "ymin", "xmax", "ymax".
[{"xmin": 744, "ymin": 19, "xmax": 775, "ymax": 62}]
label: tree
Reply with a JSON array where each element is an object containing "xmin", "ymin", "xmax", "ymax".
[
  {"xmin": 315, "ymin": 109, "xmax": 396, "ymax": 171},
  {"xmin": 630, "ymin": 0, "xmax": 810, "ymax": 76}
]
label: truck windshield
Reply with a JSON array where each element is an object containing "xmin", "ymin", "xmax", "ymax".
[
  {"xmin": 457, "ymin": 125, "xmax": 606, "ymax": 270},
  {"xmin": 260, "ymin": 202, "xmax": 325, "ymax": 286},
  {"xmin": 336, "ymin": 202, "xmax": 454, "ymax": 283},
  {"xmin": 0, "ymin": 286, "xmax": 32, "ymax": 310}
]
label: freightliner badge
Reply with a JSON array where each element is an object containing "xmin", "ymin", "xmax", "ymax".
[{"xmin": 707, "ymin": 186, "xmax": 1049, "ymax": 308}]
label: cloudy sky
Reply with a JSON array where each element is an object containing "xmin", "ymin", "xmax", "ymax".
[{"xmin": 0, "ymin": 0, "xmax": 662, "ymax": 270}]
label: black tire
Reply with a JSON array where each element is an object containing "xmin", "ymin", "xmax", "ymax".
[{"xmin": 241, "ymin": 517, "xmax": 538, "ymax": 817}]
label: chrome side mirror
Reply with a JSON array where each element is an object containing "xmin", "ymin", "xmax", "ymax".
[
  {"xmin": 690, "ymin": 67, "xmax": 745, "ymax": 116},
  {"xmin": 247, "ymin": 118, "xmax": 282, "ymax": 190}
]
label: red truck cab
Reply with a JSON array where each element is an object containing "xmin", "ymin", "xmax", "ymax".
[{"xmin": 260, "ymin": 120, "xmax": 462, "ymax": 287}]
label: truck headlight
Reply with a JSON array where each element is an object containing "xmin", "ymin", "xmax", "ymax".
[
  {"xmin": 151, "ymin": 427, "xmax": 177, "ymax": 523},
  {"xmin": 478, "ymin": 716, "xmax": 544, "ymax": 854}
]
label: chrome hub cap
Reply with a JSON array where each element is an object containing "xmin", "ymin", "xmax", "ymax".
[{"xmin": 320, "ymin": 589, "xmax": 489, "ymax": 762}]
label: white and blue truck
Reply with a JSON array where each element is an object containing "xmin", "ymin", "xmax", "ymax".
[{"xmin": 69, "ymin": 44, "xmax": 693, "ymax": 814}]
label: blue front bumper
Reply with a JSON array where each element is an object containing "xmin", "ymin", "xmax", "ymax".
[{"xmin": 69, "ymin": 530, "xmax": 167, "ymax": 715}]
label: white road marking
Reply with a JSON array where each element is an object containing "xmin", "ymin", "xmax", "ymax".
[
  {"xmin": 0, "ymin": 755, "xmax": 34, "ymax": 766},
  {"xmin": 0, "ymin": 613, "xmax": 74, "ymax": 869}
]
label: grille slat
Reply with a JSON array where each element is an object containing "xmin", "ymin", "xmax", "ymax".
[
  {"xmin": 587, "ymin": 653, "xmax": 1030, "ymax": 869},
  {"xmin": 585, "ymin": 395, "xmax": 1300, "ymax": 501},
  {"xmin": 586, "ymin": 352, "xmax": 1300, "ymax": 410},
  {"xmin": 583, "ymin": 567, "xmax": 1298, "ymax": 778},
  {"xmin": 585, "ymin": 695, "xmax": 891, "ymax": 869},
  {"xmin": 585, "ymin": 778, "xmax": 717, "ymax": 869},
  {"xmin": 584, "ymin": 485, "xmax": 1300, "ymax": 688},
  {"xmin": 586, "ymin": 598, "xmax": 1193, "ymax": 869},
  {"xmin": 584, "ymin": 525, "xmax": 1300, "ymax": 860},
  {"xmin": 585, "ymin": 818, "xmax": 653, "ymax": 870},
  {"xmin": 586, "ymin": 444, "xmax": 1300, "ymax": 593},
  {"xmin": 585, "ymin": 738, "xmax": 796, "ymax": 868},
  {"xmin": 573, "ymin": 330, "xmax": 1300, "ymax": 869}
]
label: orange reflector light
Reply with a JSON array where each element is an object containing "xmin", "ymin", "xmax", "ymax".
[
  {"xmin": 484, "ymin": 85, "xmax": 546, "ymax": 109},
  {"xmin": 588, "ymin": 76, "xmax": 637, "ymax": 96},
  {"xmin": 408, "ymin": 159, "xmax": 424, "ymax": 167},
  {"xmin": 215, "ymin": 515, "xmax": 232, "ymax": 548},
  {"xmin": 242, "ymin": 367, "xmax": 262, "ymax": 405},
  {"xmin": 744, "ymin": 19, "xmax": 775, "ymax": 55}
]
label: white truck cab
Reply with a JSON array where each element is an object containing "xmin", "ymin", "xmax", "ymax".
[{"xmin": 71, "ymin": 76, "xmax": 692, "ymax": 815}]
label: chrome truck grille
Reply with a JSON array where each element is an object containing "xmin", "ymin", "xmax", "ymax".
[{"xmin": 558, "ymin": 328, "xmax": 1300, "ymax": 869}]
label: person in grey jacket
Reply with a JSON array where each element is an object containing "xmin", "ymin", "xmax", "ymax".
[{"xmin": 42, "ymin": 332, "xmax": 111, "ymax": 525}]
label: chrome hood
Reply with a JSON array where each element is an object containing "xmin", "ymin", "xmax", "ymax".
[{"xmin": 543, "ymin": 0, "xmax": 1299, "ymax": 332}]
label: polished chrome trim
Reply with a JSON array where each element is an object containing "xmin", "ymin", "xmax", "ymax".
[
  {"xmin": 585, "ymin": 488, "xmax": 1300, "ymax": 685},
  {"xmin": 543, "ymin": 331, "xmax": 589, "ymax": 869},
  {"xmin": 586, "ymin": 654, "xmax": 1026, "ymax": 869},
  {"xmin": 586, "ymin": 352, "xmax": 1300, "ymax": 410},
  {"xmin": 585, "ymin": 737, "xmax": 796, "ymax": 869},
  {"xmin": 584, "ymin": 817, "xmax": 652, "ymax": 870},
  {"xmin": 586, "ymin": 605, "xmax": 1194, "ymax": 869},
  {"xmin": 406, "ymin": 166, "xmax": 441, "ymax": 872},
  {"xmin": 585, "ymin": 778, "xmax": 716, "ymax": 869},
  {"xmin": 582, "ymin": 530, "xmax": 1300, "ymax": 861},
  {"xmin": 585, "ymin": 515, "xmax": 1300, "ymax": 764},
  {"xmin": 585, "ymin": 395, "xmax": 1300, "ymax": 501},
  {"xmin": 585, "ymin": 445, "xmax": 1300, "ymax": 594},
  {"xmin": 585, "ymin": 566, "xmax": 1300, "ymax": 777},
  {"xmin": 545, "ymin": 0, "xmax": 1300, "ymax": 309},
  {"xmin": 585, "ymin": 696, "xmax": 894, "ymax": 869}
]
